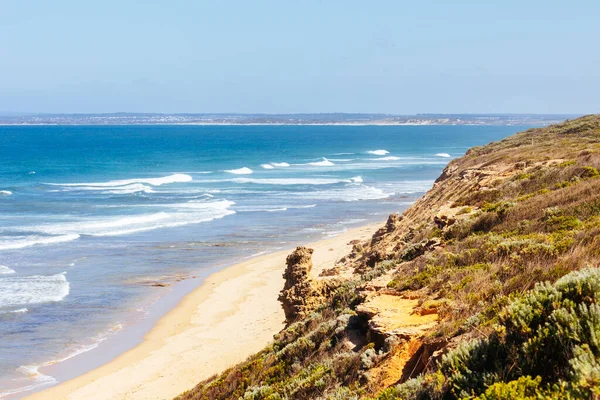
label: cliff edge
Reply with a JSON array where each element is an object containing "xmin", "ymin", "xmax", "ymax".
[{"xmin": 177, "ymin": 115, "xmax": 600, "ymax": 400}]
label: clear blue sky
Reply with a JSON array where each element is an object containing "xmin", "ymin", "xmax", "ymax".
[{"xmin": 1, "ymin": 0, "xmax": 599, "ymax": 114}]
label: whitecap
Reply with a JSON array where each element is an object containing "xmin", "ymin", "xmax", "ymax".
[
  {"xmin": 236, "ymin": 204, "xmax": 316, "ymax": 213},
  {"xmin": 0, "ymin": 234, "xmax": 80, "ymax": 251},
  {"xmin": 103, "ymin": 184, "xmax": 155, "ymax": 195},
  {"xmin": 372, "ymin": 156, "xmax": 401, "ymax": 161},
  {"xmin": 60, "ymin": 183, "xmax": 154, "ymax": 195},
  {"xmin": 28, "ymin": 171, "xmax": 36, "ymax": 175},
  {"xmin": 366, "ymin": 150, "xmax": 389, "ymax": 155},
  {"xmin": 287, "ymin": 185, "xmax": 393, "ymax": 202},
  {"xmin": 230, "ymin": 177, "xmax": 349, "ymax": 185},
  {"xmin": 17, "ymin": 200, "xmax": 236, "ymax": 238},
  {"xmin": 0, "ymin": 272, "xmax": 70, "ymax": 309},
  {"xmin": 270, "ymin": 162, "xmax": 290, "ymax": 168},
  {"xmin": 308, "ymin": 158, "xmax": 335, "ymax": 167},
  {"xmin": 48, "ymin": 173, "xmax": 192, "ymax": 188},
  {"xmin": 0, "ymin": 265, "xmax": 16, "ymax": 274},
  {"xmin": 436, "ymin": 153, "xmax": 452, "ymax": 158},
  {"xmin": 0, "ymin": 307, "xmax": 28, "ymax": 314},
  {"xmin": 225, "ymin": 167, "xmax": 253, "ymax": 175},
  {"xmin": 350, "ymin": 176, "xmax": 363, "ymax": 183},
  {"xmin": 261, "ymin": 164, "xmax": 275, "ymax": 169},
  {"xmin": 0, "ymin": 190, "xmax": 12, "ymax": 196}
]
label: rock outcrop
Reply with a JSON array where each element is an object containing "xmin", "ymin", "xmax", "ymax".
[
  {"xmin": 278, "ymin": 246, "xmax": 340, "ymax": 325},
  {"xmin": 356, "ymin": 294, "xmax": 438, "ymax": 348}
]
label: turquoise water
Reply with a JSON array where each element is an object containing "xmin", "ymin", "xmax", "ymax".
[{"xmin": 0, "ymin": 124, "xmax": 524, "ymax": 396}]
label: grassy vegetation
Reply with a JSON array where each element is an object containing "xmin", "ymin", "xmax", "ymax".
[
  {"xmin": 377, "ymin": 268, "xmax": 600, "ymax": 399},
  {"xmin": 176, "ymin": 115, "xmax": 600, "ymax": 399}
]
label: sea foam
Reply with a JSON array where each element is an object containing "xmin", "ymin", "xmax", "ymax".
[
  {"xmin": 0, "ymin": 200, "xmax": 236, "ymax": 249},
  {"xmin": 436, "ymin": 153, "xmax": 452, "ymax": 158},
  {"xmin": 225, "ymin": 167, "xmax": 253, "ymax": 175},
  {"xmin": 366, "ymin": 150, "xmax": 389, "ymax": 155},
  {"xmin": 24, "ymin": 200, "xmax": 236, "ymax": 238},
  {"xmin": 0, "ymin": 272, "xmax": 70, "ymax": 309},
  {"xmin": 260, "ymin": 164, "xmax": 275, "ymax": 169},
  {"xmin": 0, "ymin": 365, "xmax": 57, "ymax": 398},
  {"xmin": 0, "ymin": 265, "xmax": 16, "ymax": 274},
  {"xmin": 288, "ymin": 185, "xmax": 392, "ymax": 202},
  {"xmin": 0, "ymin": 234, "xmax": 81, "ymax": 251},
  {"xmin": 60, "ymin": 183, "xmax": 154, "ymax": 194},
  {"xmin": 230, "ymin": 177, "xmax": 350, "ymax": 185},
  {"xmin": 308, "ymin": 158, "xmax": 335, "ymax": 167},
  {"xmin": 372, "ymin": 156, "xmax": 401, "ymax": 161},
  {"xmin": 270, "ymin": 162, "xmax": 290, "ymax": 168},
  {"xmin": 0, "ymin": 190, "xmax": 12, "ymax": 196},
  {"xmin": 49, "ymin": 173, "xmax": 192, "ymax": 188}
]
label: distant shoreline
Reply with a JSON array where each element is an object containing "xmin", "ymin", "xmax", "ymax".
[
  {"xmin": 0, "ymin": 113, "xmax": 578, "ymax": 127},
  {"xmin": 0, "ymin": 122, "xmax": 550, "ymax": 127}
]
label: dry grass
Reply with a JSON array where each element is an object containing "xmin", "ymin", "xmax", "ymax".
[{"xmin": 175, "ymin": 115, "xmax": 600, "ymax": 400}]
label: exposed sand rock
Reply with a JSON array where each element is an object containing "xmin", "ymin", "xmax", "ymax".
[
  {"xmin": 367, "ymin": 337, "xmax": 424, "ymax": 392},
  {"xmin": 278, "ymin": 246, "xmax": 342, "ymax": 324},
  {"xmin": 356, "ymin": 294, "xmax": 438, "ymax": 347}
]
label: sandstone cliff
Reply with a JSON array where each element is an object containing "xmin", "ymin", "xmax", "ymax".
[{"xmin": 177, "ymin": 115, "xmax": 600, "ymax": 400}]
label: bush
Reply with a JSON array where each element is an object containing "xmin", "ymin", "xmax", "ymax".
[
  {"xmin": 383, "ymin": 268, "xmax": 600, "ymax": 399},
  {"xmin": 581, "ymin": 166, "xmax": 599, "ymax": 178}
]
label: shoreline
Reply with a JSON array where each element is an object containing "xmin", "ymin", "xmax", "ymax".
[{"xmin": 25, "ymin": 222, "xmax": 382, "ymax": 400}]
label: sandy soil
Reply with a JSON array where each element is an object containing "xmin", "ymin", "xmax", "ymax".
[{"xmin": 27, "ymin": 223, "xmax": 381, "ymax": 400}]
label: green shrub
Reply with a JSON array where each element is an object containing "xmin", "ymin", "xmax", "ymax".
[
  {"xmin": 385, "ymin": 268, "xmax": 600, "ymax": 399},
  {"xmin": 581, "ymin": 166, "xmax": 599, "ymax": 178},
  {"xmin": 514, "ymin": 173, "xmax": 532, "ymax": 181},
  {"xmin": 558, "ymin": 160, "xmax": 576, "ymax": 167},
  {"xmin": 457, "ymin": 206, "xmax": 473, "ymax": 215},
  {"xmin": 474, "ymin": 376, "xmax": 543, "ymax": 400}
]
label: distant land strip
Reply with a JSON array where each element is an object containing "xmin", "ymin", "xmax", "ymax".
[{"xmin": 0, "ymin": 113, "xmax": 582, "ymax": 126}]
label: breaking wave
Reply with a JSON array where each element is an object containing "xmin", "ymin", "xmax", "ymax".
[
  {"xmin": 48, "ymin": 173, "xmax": 192, "ymax": 188},
  {"xmin": 0, "ymin": 272, "xmax": 70, "ymax": 309},
  {"xmin": 0, "ymin": 200, "xmax": 236, "ymax": 250},
  {"xmin": 59, "ymin": 183, "xmax": 154, "ymax": 195},
  {"xmin": 225, "ymin": 167, "xmax": 253, "ymax": 175},
  {"xmin": 307, "ymin": 158, "xmax": 335, "ymax": 167},
  {"xmin": 288, "ymin": 185, "xmax": 393, "ymax": 202},
  {"xmin": 366, "ymin": 150, "xmax": 389, "ymax": 155},
  {"xmin": 372, "ymin": 156, "xmax": 401, "ymax": 161},
  {"xmin": 0, "ymin": 234, "xmax": 81, "ymax": 251},
  {"xmin": 0, "ymin": 265, "xmax": 16, "ymax": 274},
  {"xmin": 229, "ymin": 177, "xmax": 352, "ymax": 185}
]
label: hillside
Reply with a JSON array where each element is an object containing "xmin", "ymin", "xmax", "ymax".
[{"xmin": 176, "ymin": 115, "xmax": 600, "ymax": 399}]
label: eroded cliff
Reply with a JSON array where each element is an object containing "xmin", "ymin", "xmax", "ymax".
[{"xmin": 177, "ymin": 115, "xmax": 600, "ymax": 400}]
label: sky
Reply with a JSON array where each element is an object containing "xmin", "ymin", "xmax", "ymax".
[{"xmin": 1, "ymin": 0, "xmax": 599, "ymax": 114}]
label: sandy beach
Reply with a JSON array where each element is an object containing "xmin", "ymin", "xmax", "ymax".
[{"xmin": 27, "ymin": 222, "xmax": 382, "ymax": 400}]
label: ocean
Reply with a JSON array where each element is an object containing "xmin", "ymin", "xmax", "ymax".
[{"xmin": 0, "ymin": 124, "xmax": 524, "ymax": 397}]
